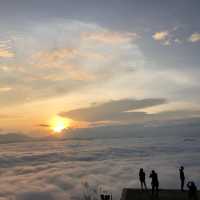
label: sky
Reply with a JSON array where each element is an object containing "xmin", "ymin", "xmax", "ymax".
[{"xmin": 0, "ymin": 0, "xmax": 200, "ymax": 136}]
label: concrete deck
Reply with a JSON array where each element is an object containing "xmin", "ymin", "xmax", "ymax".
[{"xmin": 120, "ymin": 188, "xmax": 200, "ymax": 200}]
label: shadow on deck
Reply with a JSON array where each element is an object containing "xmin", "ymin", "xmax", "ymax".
[{"xmin": 120, "ymin": 188, "xmax": 200, "ymax": 200}]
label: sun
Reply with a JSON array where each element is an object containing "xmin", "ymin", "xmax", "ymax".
[
  {"xmin": 53, "ymin": 121, "xmax": 65, "ymax": 133},
  {"xmin": 50, "ymin": 116, "xmax": 70, "ymax": 134}
]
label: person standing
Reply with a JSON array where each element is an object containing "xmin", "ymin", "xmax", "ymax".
[
  {"xmin": 139, "ymin": 168, "xmax": 147, "ymax": 190},
  {"xmin": 187, "ymin": 181, "xmax": 198, "ymax": 200},
  {"xmin": 179, "ymin": 166, "xmax": 185, "ymax": 191},
  {"xmin": 149, "ymin": 170, "xmax": 159, "ymax": 195}
]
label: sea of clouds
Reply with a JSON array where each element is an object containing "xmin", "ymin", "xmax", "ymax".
[{"xmin": 0, "ymin": 134, "xmax": 199, "ymax": 200}]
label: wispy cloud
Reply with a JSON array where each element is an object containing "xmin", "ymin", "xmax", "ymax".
[
  {"xmin": 37, "ymin": 124, "xmax": 50, "ymax": 127},
  {"xmin": 154, "ymin": 30, "xmax": 200, "ymax": 45},
  {"xmin": 0, "ymin": 20, "xmax": 142, "ymax": 106},
  {"xmin": 0, "ymin": 48, "xmax": 14, "ymax": 58},
  {"xmin": 152, "ymin": 30, "xmax": 173, "ymax": 46},
  {"xmin": 189, "ymin": 32, "xmax": 200, "ymax": 42},
  {"xmin": 0, "ymin": 40, "xmax": 15, "ymax": 58},
  {"xmin": 153, "ymin": 31, "xmax": 169, "ymax": 41},
  {"xmin": 152, "ymin": 29, "xmax": 184, "ymax": 46},
  {"xmin": 81, "ymin": 31, "xmax": 138, "ymax": 44},
  {"xmin": 0, "ymin": 87, "xmax": 12, "ymax": 92},
  {"xmin": 31, "ymin": 48, "xmax": 77, "ymax": 68}
]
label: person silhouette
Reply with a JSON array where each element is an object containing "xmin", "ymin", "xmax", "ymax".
[
  {"xmin": 149, "ymin": 170, "xmax": 159, "ymax": 195},
  {"xmin": 179, "ymin": 166, "xmax": 185, "ymax": 191},
  {"xmin": 139, "ymin": 168, "xmax": 147, "ymax": 190},
  {"xmin": 187, "ymin": 181, "xmax": 198, "ymax": 200}
]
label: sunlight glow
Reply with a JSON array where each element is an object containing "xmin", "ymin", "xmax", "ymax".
[{"xmin": 50, "ymin": 116, "xmax": 70, "ymax": 134}]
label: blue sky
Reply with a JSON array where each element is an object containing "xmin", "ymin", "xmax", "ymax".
[{"xmin": 0, "ymin": 0, "xmax": 200, "ymax": 134}]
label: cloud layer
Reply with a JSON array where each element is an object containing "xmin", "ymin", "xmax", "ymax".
[
  {"xmin": 0, "ymin": 132, "xmax": 199, "ymax": 200},
  {"xmin": 60, "ymin": 98, "xmax": 166, "ymax": 123},
  {"xmin": 60, "ymin": 98, "xmax": 200, "ymax": 128}
]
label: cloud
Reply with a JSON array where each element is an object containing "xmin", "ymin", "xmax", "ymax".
[
  {"xmin": 152, "ymin": 29, "xmax": 183, "ymax": 46},
  {"xmin": 16, "ymin": 192, "xmax": 56, "ymax": 200},
  {"xmin": 152, "ymin": 30, "xmax": 172, "ymax": 46},
  {"xmin": 65, "ymin": 116, "xmax": 200, "ymax": 140},
  {"xmin": 60, "ymin": 98, "xmax": 166, "ymax": 123},
  {"xmin": 152, "ymin": 110, "xmax": 200, "ymax": 121},
  {"xmin": 0, "ymin": 133, "xmax": 32, "ymax": 144},
  {"xmin": 0, "ymin": 48, "xmax": 14, "ymax": 58},
  {"xmin": 31, "ymin": 48, "xmax": 77, "ymax": 68},
  {"xmin": 0, "ymin": 40, "xmax": 15, "ymax": 58},
  {"xmin": 174, "ymin": 38, "xmax": 182, "ymax": 44},
  {"xmin": 0, "ymin": 87, "xmax": 12, "ymax": 92},
  {"xmin": 38, "ymin": 124, "xmax": 49, "ymax": 127},
  {"xmin": 189, "ymin": 32, "xmax": 200, "ymax": 42},
  {"xmin": 60, "ymin": 97, "xmax": 200, "ymax": 128},
  {"xmin": 0, "ymin": 115, "xmax": 4, "ymax": 118},
  {"xmin": 153, "ymin": 31, "xmax": 169, "ymax": 41},
  {"xmin": 81, "ymin": 31, "xmax": 138, "ymax": 44},
  {"xmin": 153, "ymin": 30, "xmax": 200, "ymax": 45},
  {"xmin": 0, "ymin": 114, "xmax": 19, "ymax": 119},
  {"xmin": 0, "ymin": 20, "xmax": 142, "ymax": 106},
  {"xmin": 0, "ymin": 130, "xmax": 200, "ymax": 200}
]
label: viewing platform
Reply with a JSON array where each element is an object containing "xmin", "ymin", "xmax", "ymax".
[{"xmin": 120, "ymin": 188, "xmax": 200, "ymax": 200}]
